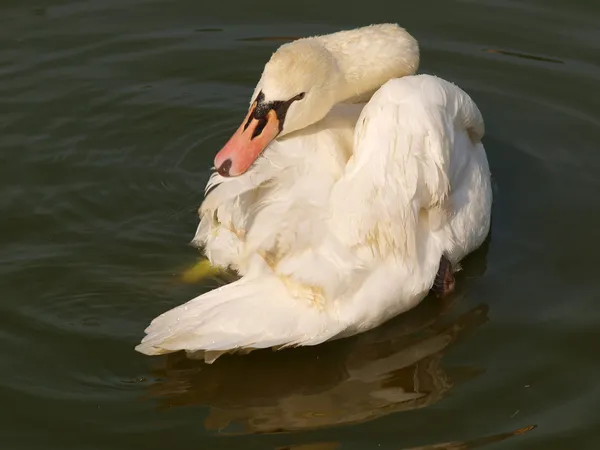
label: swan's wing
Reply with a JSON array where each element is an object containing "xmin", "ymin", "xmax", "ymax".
[
  {"xmin": 271, "ymin": 76, "xmax": 487, "ymax": 307},
  {"xmin": 328, "ymin": 74, "xmax": 485, "ymax": 260}
]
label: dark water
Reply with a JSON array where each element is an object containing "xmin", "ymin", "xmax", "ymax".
[{"xmin": 2, "ymin": 1, "xmax": 600, "ymax": 449}]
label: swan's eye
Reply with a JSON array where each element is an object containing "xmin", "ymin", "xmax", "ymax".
[{"xmin": 293, "ymin": 92, "xmax": 305, "ymax": 101}]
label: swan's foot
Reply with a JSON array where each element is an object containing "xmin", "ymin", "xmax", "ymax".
[
  {"xmin": 181, "ymin": 259, "xmax": 222, "ymax": 284},
  {"xmin": 432, "ymin": 255, "xmax": 455, "ymax": 298}
]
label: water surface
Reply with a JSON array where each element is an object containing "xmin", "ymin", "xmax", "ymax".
[{"xmin": 1, "ymin": 0, "xmax": 600, "ymax": 449}]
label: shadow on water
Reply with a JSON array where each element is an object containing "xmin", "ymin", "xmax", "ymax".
[{"xmin": 139, "ymin": 236, "xmax": 537, "ymax": 448}]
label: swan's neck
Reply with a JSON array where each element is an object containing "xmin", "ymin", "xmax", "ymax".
[
  {"xmin": 252, "ymin": 24, "xmax": 420, "ymax": 139},
  {"xmin": 316, "ymin": 24, "xmax": 420, "ymax": 104}
]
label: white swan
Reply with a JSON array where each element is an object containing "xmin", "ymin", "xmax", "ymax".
[{"xmin": 136, "ymin": 24, "xmax": 492, "ymax": 362}]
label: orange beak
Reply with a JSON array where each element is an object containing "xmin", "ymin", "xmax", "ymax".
[{"xmin": 214, "ymin": 102, "xmax": 281, "ymax": 177}]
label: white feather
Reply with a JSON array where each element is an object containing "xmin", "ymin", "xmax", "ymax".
[{"xmin": 136, "ymin": 25, "xmax": 492, "ymax": 362}]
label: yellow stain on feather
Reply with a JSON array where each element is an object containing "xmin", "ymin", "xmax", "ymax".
[{"xmin": 280, "ymin": 275, "xmax": 325, "ymax": 309}]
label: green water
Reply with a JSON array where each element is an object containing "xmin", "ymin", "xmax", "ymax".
[{"xmin": 2, "ymin": 1, "xmax": 600, "ymax": 449}]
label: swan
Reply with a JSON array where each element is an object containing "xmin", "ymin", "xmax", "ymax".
[{"xmin": 136, "ymin": 24, "xmax": 492, "ymax": 362}]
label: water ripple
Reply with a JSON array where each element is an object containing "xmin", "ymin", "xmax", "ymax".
[{"xmin": 1, "ymin": 2, "xmax": 600, "ymax": 449}]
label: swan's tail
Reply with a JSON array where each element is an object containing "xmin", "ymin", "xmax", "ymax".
[{"xmin": 135, "ymin": 272, "xmax": 341, "ymax": 361}]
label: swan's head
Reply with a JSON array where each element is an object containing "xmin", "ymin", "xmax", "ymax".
[{"xmin": 214, "ymin": 40, "xmax": 340, "ymax": 177}]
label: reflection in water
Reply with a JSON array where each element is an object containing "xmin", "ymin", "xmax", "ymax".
[
  {"xmin": 147, "ymin": 302, "xmax": 487, "ymax": 433},
  {"xmin": 144, "ymin": 242, "xmax": 493, "ymax": 434},
  {"xmin": 278, "ymin": 443, "xmax": 340, "ymax": 450},
  {"xmin": 406, "ymin": 425, "xmax": 537, "ymax": 450},
  {"xmin": 275, "ymin": 425, "xmax": 537, "ymax": 450}
]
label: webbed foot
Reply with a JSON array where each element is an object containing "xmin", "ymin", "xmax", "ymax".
[{"xmin": 432, "ymin": 254, "xmax": 455, "ymax": 298}]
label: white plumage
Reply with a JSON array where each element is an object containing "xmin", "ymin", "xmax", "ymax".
[{"xmin": 136, "ymin": 24, "xmax": 492, "ymax": 362}]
